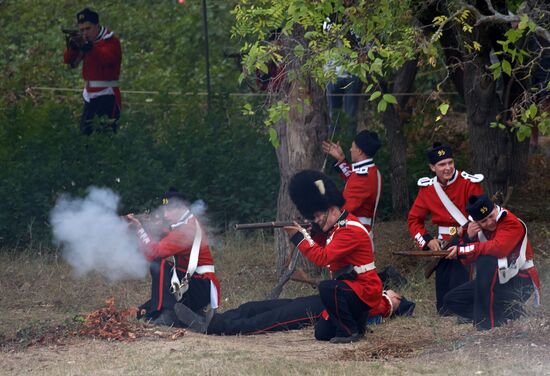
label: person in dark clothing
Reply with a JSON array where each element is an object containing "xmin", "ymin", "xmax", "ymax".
[{"xmin": 174, "ymin": 289, "xmax": 414, "ymax": 336}]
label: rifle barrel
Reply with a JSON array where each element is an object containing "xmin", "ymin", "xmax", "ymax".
[
  {"xmin": 234, "ymin": 221, "xmax": 307, "ymax": 230},
  {"xmin": 392, "ymin": 251, "xmax": 451, "ymax": 257}
]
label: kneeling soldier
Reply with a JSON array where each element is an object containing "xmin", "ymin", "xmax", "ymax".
[
  {"xmin": 127, "ymin": 189, "xmax": 220, "ymax": 326},
  {"xmin": 284, "ymin": 170, "xmax": 386, "ymax": 343},
  {"xmin": 443, "ymin": 194, "xmax": 541, "ymax": 330}
]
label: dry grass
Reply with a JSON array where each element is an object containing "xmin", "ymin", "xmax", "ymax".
[{"xmin": 0, "ymin": 218, "xmax": 549, "ymax": 375}]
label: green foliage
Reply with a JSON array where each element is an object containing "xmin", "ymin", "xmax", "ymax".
[
  {"xmin": 0, "ymin": 1, "xmax": 280, "ymax": 247},
  {"xmin": 232, "ymin": 0, "xmax": 420, "ymax": 134},
  {"xmin": 0, "ymin": 1, "xmax": 243, "ymax": 104},
  {"xmin": 491, "ymin": 103, "xmax": 550, "ymax": 142},
  {"xmin": 0, "ymin": 96, "xmax": 279, "ymax": 246}
]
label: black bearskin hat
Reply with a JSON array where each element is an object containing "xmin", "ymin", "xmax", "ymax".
[{"xmin": 288, "ymin": 170, "xmax": 345, "ymax": 219}]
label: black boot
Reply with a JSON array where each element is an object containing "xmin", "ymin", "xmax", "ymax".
[
  {"xmin": 151, "ymin": 309, "xmax": 179, "ymax": 327},
  {"xmin": 329, "ymin": 332, "xmax": 363, "ymax": 344},
  {"xmin": 174, "ymin": 303, "xmax": 214, "ymax": 333}
]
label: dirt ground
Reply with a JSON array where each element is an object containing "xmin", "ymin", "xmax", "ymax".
[
  {"xmin": 1, "ymin": 219, "xmax": 549, "ymax": 376},
  {"xmin": 1, "ymin": 157, "xmax": 550, "ymax": 375},
  {"xmin": 1, "ymin": 313, "xmax": 549, "ymax": 375}
]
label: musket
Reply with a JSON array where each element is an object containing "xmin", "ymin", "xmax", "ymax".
[
  {"xmin": 234, "ymin": 221, "xmax": 309, "ymax": 230},
  {"xmin": 423, "ymin": 227, "xmax": 465, "ymax": 279},
  {"xmin": 61, "ymin": 27, "xmax": 81, "ymax": 37},
  {"xmin": 393, "ymin": 250, "xmax": 451, "ymax": 257}
]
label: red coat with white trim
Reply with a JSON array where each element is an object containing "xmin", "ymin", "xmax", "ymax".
[
  {"xmin": 457, "ymin": 207, "xmax": 541, "ymax": 299},
  {"xmin": 457, "ymin": 208, "xmax": 534, "ymax": 264},
  {"xmin": 408, "ymin": 170, "xmax": 484, "ymax": 249},
  {"xmin": 292, "ymin": 212, "xmax": 384, "ymax": 309},
  {"xmin": 136, "ymin": 214, "xmax": 220, "ymax": 301},
  {"xmin": 64, "ymin": 27, "xmax": 122, "ymax": 108},
  {"xmin": 334, "ymin": 158, "xmax": 381, "ymax": 232}
]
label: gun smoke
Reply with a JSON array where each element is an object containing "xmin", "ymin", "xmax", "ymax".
[{"xmin": 50, "ymin": 187, "xmax": 148, "ymax": 282}]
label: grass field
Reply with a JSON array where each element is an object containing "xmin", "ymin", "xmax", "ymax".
[{"xmin": 1, "ymin": 219, "xmax": 549, "ymax": 375}]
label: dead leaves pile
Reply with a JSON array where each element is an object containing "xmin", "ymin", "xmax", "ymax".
[{"xmin": 76, "ymin": 297, "xmax": 185, "ymax": 342}]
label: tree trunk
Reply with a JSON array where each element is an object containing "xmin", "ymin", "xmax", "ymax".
[
  {"xmin": 463, "ymin": 55, "xmax": 529, "ymax": 195},
  {"xmin": 273, "ymin": 76, "xmax": 328, "ymax": 276},
  {"xmin": 380, "ymin": 60, "xmax": 418, "ymax": 218},
  {"xmin": 414, "ymin": 1, "xmax": 529, "ymax": 197}
]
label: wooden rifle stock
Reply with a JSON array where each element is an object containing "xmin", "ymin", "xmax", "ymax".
[
  {"xmin": 423, "ymin": 230, "xmax": 465, "ymax": 279},
  {"xmin": 234, "ymin": 221, "xmax": 309, "ymax": 230}
]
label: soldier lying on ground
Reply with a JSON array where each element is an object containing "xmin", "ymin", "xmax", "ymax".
[{"xmin": 174, "ymin": 289, "xmax": 414, "ymax": 336}]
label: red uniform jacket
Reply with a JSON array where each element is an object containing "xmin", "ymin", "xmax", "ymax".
[
  {"xmin": 458, "ymin": 208, "xmax": 534, "ymax": 263},
  {"xmin": 334, "ymin": 158, "xmax": 381, "ymax": 232},
  {"xmin": 457, "ymin": 207, "xmax": 541, "ymax": 297},
  {"xmin": 408, "ymin": 170, "xmax": 484, "ymax": 249},
  {"xmin": 136, "ymin": 214, "xmax": 220, "ymax": 301},
  {"xmin": 64, "ymin": 27, "xmax": 122, "ymax": 108},
  {"xmin": 291, "ymin": 213, "xmax": 384, "ymax": 309}
]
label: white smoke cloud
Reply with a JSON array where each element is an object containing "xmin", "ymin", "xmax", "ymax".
[
  {"xmin": 50, "ymin": 187, "xmax": 148, "ymax": 281},
  {"xmin": 190, "ymin": 199, "xmax": 206, "ymax": 218}
]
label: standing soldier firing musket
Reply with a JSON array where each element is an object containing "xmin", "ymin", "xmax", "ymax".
[{"xmin": 63, "ymin": 8, "xmax": 122, "ymax": 135}]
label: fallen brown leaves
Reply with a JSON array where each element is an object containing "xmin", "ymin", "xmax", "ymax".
[
  {"xmin": 0, "ymin": 298, "xmax": 187, "ymax": 350},
  {"xmin": 77, "ymin": 297, "xmax": 139, "ymax": 341},
  {"xmin": 76, "ymin": 297, "xmax": 185, "ymax": 342}
]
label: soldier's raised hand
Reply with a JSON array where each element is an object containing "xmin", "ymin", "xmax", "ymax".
[{"xmin": 322, "ymin": 140, "xmax": 345, "ymax": 162}]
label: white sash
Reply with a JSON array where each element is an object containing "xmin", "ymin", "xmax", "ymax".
[
  {"xmin": 346, "ymin": 219, "xmax": 375, "ymax": 253},
  {"xmin": 432, "ymin": 177, "xmax": 468, "ymax": 227},
  {"xmin": 371, "ymin": 170, "xmax": 382, "ymax": 235},
  {"xmin": 477, "ymin": 219, "xmax": 528, "ymax": 284},
  {"xmin": 169, "ymin": 216, "xmax": 203, "ymax": 301}
]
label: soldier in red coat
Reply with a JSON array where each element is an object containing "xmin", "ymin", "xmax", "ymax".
[
  {"xmin": 322, "ymin": 130, "xmax": 381, "ymax": 233},
  {"xmin": 126, "ymin": 189, "xmax": 220, "ymax": 326},
  {"xmin": 63, "ymin": 8, "xmax": 122, "ymax": 135},
  {"xmin": 282, "ymin": 170, "xmax": 386, "ymax": 343},
  {"xmin": 407, "ymin": 142, "xmax": 484, "ymax": 314},
  {"xmin": 322, "ymin": 130, "xmax": 407, "ymax": 288},
  {"xmin": 443, "ymin": 194, "xmax": 541, "ymax": 330}
]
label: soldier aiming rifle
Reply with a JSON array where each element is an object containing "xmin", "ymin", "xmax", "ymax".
[{"xmin": 63, "ymin": 8, "xmax": 122, "ymax": 135}]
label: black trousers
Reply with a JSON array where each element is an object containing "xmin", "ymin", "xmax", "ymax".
[
  {"xmin": 80, "ymin": 95, "xmax": 120, "ymax": 135},
  {"xmin": 207, "ymin": 295, "xmax": 324, "ymax": 335},
  {"xmin": 442, "ymin": 256, "xmax": 534, "ymax": 330},
  {"xmin": 140, "ymin": 258, "xmax": 211, "ymax": 318},
  {"xmin": 314, "ymin": 280, "xmax": 370, "ymax": 340},
  {"xmin": 435, "ymin": 258, "xmax": 469, "ymax": 315}
]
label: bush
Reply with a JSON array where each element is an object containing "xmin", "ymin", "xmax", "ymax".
[{"xmin": 0, "ymin": 96, "xmax": 278, "ymax": 247}]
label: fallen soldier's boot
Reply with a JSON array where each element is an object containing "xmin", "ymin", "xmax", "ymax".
[
  {"xmin": 151, "ymin": 309, "xmax": 178, "ymax": 327},
  {"xmin": 329, "ymin": 332, "xmax": 363, "ymax": 344},
  {"xmin": 174, "ymin": 303, "xmax": 214, "ymax": 333}
]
